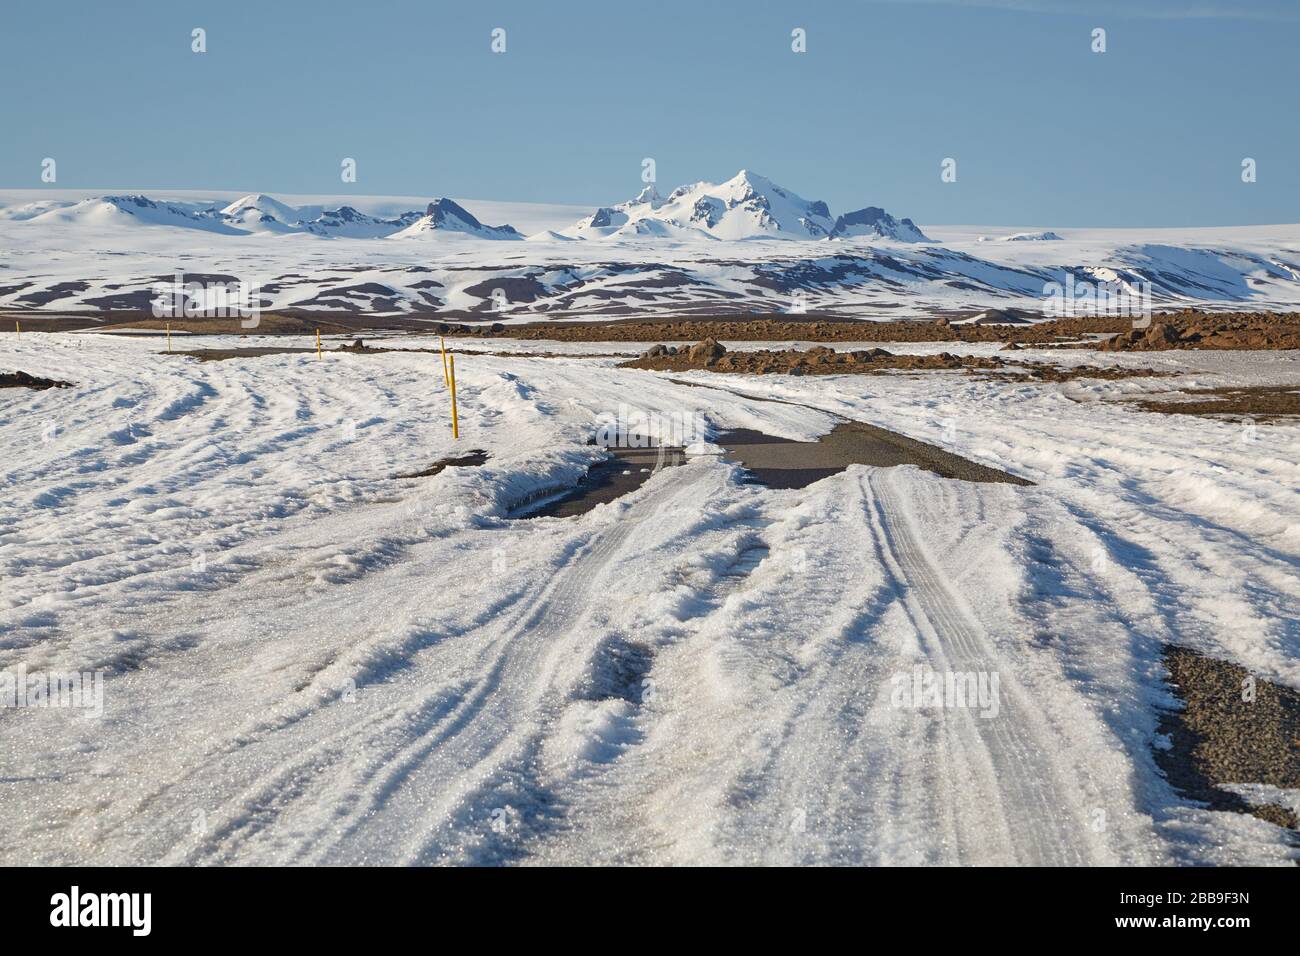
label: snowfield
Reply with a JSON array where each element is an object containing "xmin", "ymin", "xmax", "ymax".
[{"xmin": 1, "ymin": 334, "xmax": 1298, "ymax": 865}]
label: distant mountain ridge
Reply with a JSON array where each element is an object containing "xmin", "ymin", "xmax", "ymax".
[
  {"xmin": 6, "ymin": 205, "xmax": 1300, "ymax": 318},
  {"xmin": 10, "ymin": 171, "xmax": 931, "ymax": 244}
]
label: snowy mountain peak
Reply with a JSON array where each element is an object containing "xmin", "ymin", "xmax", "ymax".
[
  {"xmin": 425, "ymin": 197, "xmax": 481, "ymax": 226},
  {"xmin": 562, "ymin": 169, "xmax": 900, "ymax": 242},
  {"xmin": 388, "ymin": 198, "xmax": 523, "ymax": 240},
  {"xmin": 220, "ymin": 193, "xmax": 303, "ymax": 225},
  {"xmin": 721, "ymin": 169, "xmax": 775, "ymax": 197},
  {"xmin": 633, "ymin": 185, "xmax": 664, "ymax": 208},
  {"xmin": 716, "ymin": 170, "xmax": 830, "ymax": 217}
]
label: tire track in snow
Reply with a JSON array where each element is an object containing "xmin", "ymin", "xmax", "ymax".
[
  {"xmin": 525, "ymin": 473, "xmax": 916, "ymax": 865},
  {"xmin": 342, "ymin": 463, "xmax": 720, "ymax": 865},
  {"xmin": 864, "ymin": 468, "xmax": 1100, "ymax": 865},
  {"xmin": 157, "ymin": 463, "xmax": 716, "ymax": 864},
  {"xmin": 666, "ymin": 477, "xmax": 912, "ymax": 865},
  {"xmin": 527, "ymin": 466, "xmax": 1129, "ymax": 865}
]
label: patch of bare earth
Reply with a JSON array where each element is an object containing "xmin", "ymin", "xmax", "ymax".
[
  {"xmin": 104, "ymin": 315, "xmax": 360, "ymax": 335},
  {"xmin": 1158, "ymin": 646, "xmax": 1300, "ymax": 832},
  {"xmin": 718, "ymin": 422, "xmax": 1032, "ymax": 487},
  {"xmin": 170, "ymin": 338, "xmax": 428, "ymax": 362},
  {"xmin": 170, "ymin": 346, "xmax": 323, "ymax": 362},
  {"xmin": 1128, "ymin": 386, "xmax": 1300, "ymax": 421},
  {"xmin": 0, "ymin": 371, "xmax": 72, "ymax": 390},
  {"xmin": 2, "ymin": 311, "xmax": 465, "ymax": 336},
  {"xmin": 515, "ymin": 446, "xmax": 687, "ymax": 519},
  {"xmin": 167, "ymin": 338, "xmax": 628, "ymax": 363},
  {"xmin": 393, "ymin": 450, "xmax": 490, "ymax": 480}
]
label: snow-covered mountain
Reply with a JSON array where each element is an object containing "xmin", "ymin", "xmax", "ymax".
[
  {"xmin": 388, "ymin": 198, "xmax": 523, "ymax": 241},
  {"xmin": 981, "ymin": 231, "xmax": 1064, "ymax": 242},
  {"xmin": 301, "ymin": 205, "xmax": 424, "ymax": 239},
  {"xmin": 563, "ymin": 170, "xmax": 881, "ymax": 242},
  {"xmin": 830, "ymin": 206, "xmax": 931, "ymax": 242},
  {"xmin": 220, "ymin": 193, "xmax": 308, "ymax": 231},
  {"xmin": 28, "ymin": 195, "xmax": 246, "ymax": 235},
  {"xmin": 16, "ymin": 192, "xmax": 519, "ymax": 240},
  {"xmin": 214, "ymin": 193, "xmax": 525, "ymax": 239},
  {"xmin": 6, "ymin": 172, "xmax": 928, "ymax": 245}
]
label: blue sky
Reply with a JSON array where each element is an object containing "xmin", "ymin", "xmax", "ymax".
[{"xmin": 2, "ymin": 0, "xmax": 1297, "ymax": 226}]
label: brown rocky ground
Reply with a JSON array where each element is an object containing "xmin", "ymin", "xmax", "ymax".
[
  {"xmin": 10, "ymin": 308, "xmax": 1300, "ymax": 350},
  {"xmin": 1158, "ymin": 646, "xmax": 1300, "ymax": 831},
  {"xmin": 409, "ymin": 309, "xmax": 1299, "ymax": 352},
  {"xmin": 420, "ymin": 309, "xmax": 1300, "ymax": 351},
  {"xmin": 621, "ymin": 338, "xmax": 1165, "ymax": 382},
  {"xmin": 456, "ymin": 314, "xmax": 1132, "ymax": 344},
  {"xmin": 1100, "ymin": 309, "xmax": 1300, "ymax": 352},
  {"xmin": 3, "ymin": 309, "xmax": 1121, "ymax": 340}
]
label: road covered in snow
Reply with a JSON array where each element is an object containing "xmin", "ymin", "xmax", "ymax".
[{"xmin": 1, "ymin": 333, "xmax": 1297, "ymax": 865}]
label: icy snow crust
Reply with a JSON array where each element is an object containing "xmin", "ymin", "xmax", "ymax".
[{"xmin": 0, "ymin": 335, "xmax": 1297, "ymax": 865}]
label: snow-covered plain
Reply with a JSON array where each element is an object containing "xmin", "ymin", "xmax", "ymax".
[{"xmin": 1, "ymin": 334, "xmax": 1298, "ymax": 865}]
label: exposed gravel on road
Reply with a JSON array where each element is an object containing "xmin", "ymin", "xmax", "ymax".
[{"xmin": 1158, "ymin": 646, "xmax": 1300, "ymax": 831}]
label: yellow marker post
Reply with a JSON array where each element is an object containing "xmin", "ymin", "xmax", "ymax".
[
  {"xmin": 439, "ymin": 336, "xmax": 450, "ymax": 387},
  {"xmin": 14, "ymin": 320, "xmax": 19, "ymax": 338},
  {"xmin": 448, "ymin": 353, "xmax": 460, "ymax": 440},
  {"xmin": 166, "ymin": 322, "xmax": 172, "ymax": 353},
  {"xmin": 316, "ymin": 329, "xmax": 322, "ymax": 360}
]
